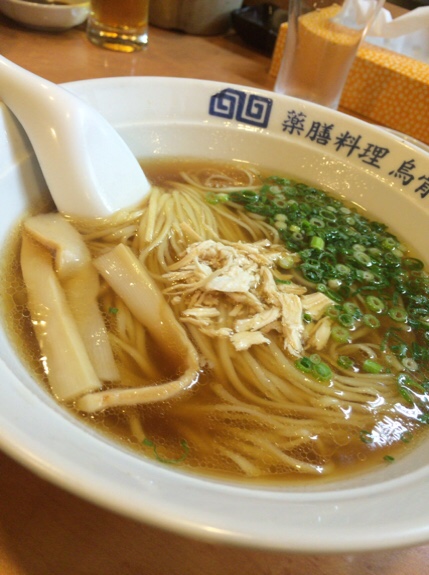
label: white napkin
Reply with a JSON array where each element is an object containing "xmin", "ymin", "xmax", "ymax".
[
  {"xmin": 366, "ymin": 6, "xmax": 429, "ymax": 63},
  {"xmin": 333, "ymin": 0, "xmax": 385, "ymax": 28}
]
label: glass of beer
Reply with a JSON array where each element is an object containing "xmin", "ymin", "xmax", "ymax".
[
  {"xmin": 87, "ymin": 0, "xmax": 149, "ymax": 52},
  {"xmin": 274, "ymin": 0, "xmax": 385, "ymax": 109}
]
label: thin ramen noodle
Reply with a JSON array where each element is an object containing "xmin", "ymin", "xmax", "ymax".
[{"xmin": 5, "ymin": 161, "xmax": 429, "ymax": 484}]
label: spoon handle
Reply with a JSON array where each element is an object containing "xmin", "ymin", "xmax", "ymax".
[{"xmin": 0, "ymin": 55, "xmax": 150, "ymax": 218}]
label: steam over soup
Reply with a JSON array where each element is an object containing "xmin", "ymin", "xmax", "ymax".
[{"xmin": 4, "ymin": 160, "xmax": 429, "ymax": 484}]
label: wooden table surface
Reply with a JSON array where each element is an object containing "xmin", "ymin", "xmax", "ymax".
[{"xmin": 1, "ymin": 5, "xmax": 428, "ymax": 574}]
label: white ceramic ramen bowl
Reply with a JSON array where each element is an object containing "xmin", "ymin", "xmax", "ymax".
[
  {"xmin": 0, "ymin": 0, "xmax": 89, "ymax": 31},
  {"xmin": 0, "ymin": 77, "xmax": 429, "ymax": 554}
]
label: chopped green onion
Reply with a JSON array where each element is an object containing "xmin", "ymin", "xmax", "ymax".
[
  {"xmin": 403, "ymin": 257, "xmax": 424, "ymax": 271},
  {"xmin": 368, "ymin": 247, "xmax": 382, "ymax": 257},
  {"xmin": 295, "ymin": 357, "xmax": 313, "ymax": 374},
  {"xmin": 354, "ymin": 251, "xmax": 372, "ymax": 266},
  {"xmin": 292, "ymin": 231, "xmax": 304, "ymax": 241},
  {"xmin": 382, "ymin": 237, "xmax": 397, "ymax": 250},
  {"xmin": 398, "ymin": 386, "xmax": 414, "ymax": 404},
  {"xmin": 312, "ymin": 361, "xmax": 332, "ymax": 381},
  {"xmin": 397, "ymin": 372, "xmax": 425, "ymax": 392},
  {"xmin": 226, "ymin": 178, "xmax": 429, "ymax": 385},
  {"xmin": 365, "ymin": 295, "xmax": 385, "ymax": 313},
  {"xmin": 363, "ymin": 314, "xmax": 380, "ymax": 328},
  {"xmin": 301, "ymin": 265, "xmax": 323, "ymax": 283},
  {"xmin": 402, "ymin": 357, "xmax": 418, "ymax": 371},
  {"xmin": 206, "ymin": 191, "xmax": 229, "ymax": 204},
  {"xmin": 317, "ymin": 284, "xmax": 343, "ymax": 303},
  {"xmin": 274, "ymin": 220, "xmax": 288, "ymax": 230},
  {"xmin": 331, "ymin": 325, "xmax": 350, "ymax": 343},
  {"xmin": 343, "ymin": 302, "xmax": 362, "ymax": 318},
  {"xmin": 143, "ymin": 438, "xmax": 190, "ymax": 465},
  {"xmin": 335, "ymin": 264, "xmax": 351, "ymax": 276},
  {"xmin": 388, "ymin": 306, "xmax": 408, "ymax": 322},
  {"xmin": 295, "ymin": 356, "xmax": 332, "ymax": 381},
  {"xmin": 362, "ymin": 359, "xmax": 384, "ymax": 374},
  {"xmin": 272, "ymin": 197, "xmax": 288, "ymax": 208},
  {"xmin": 400, "ymin": 431, "xmax": 413, "ymax": 443},
  {"xmin": 338, "ymin": 313, "xmax": 354, "ymax": 329},
  {"xmin": 326, "ymin": 305, "xmax": 342, "ymax": 319},
  {"xmin": 310, "ymin": 236, "xmax": 325, "ymax": 250},
  {"xmin": 337, "ymin": 355, "xmax": 354, "ymax": 369},
  {"xmin": 328, "ymin": 279, "xmax": 342, "ymax": 290},
  {"xmin": 360, "ymin": 430, "xmax": 373, "ymax": 444},
  {"xmin": 278, "ymin": 256, "xmax": 294, "ymax": 270},
  {"xmin": 241, "ymin": 190, "xmax": 259, "ymax": 200},
  {"xmin": 309, "ymin": 217, "xmax": 325, "ymax": 228}
]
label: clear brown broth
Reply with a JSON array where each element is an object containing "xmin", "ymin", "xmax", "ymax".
[{"xmin": 1, "ymin": 159, "xmax": 427, "ymax": 486}]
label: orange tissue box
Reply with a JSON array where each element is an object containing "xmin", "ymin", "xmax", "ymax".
[{"xmin": 270, "ymin": 22, "xmax": 429, "ymax": 146}]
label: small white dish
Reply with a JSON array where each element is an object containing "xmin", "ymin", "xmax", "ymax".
[
  {"xmin": 0, "ymin": 0, "xmax": 89, "ymax": 31},
  {"xmin": 0, "ymin": 77, "xmax": 429, "ymax": 554}
]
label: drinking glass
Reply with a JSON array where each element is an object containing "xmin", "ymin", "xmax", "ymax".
[
  {"xmin": 274, "ymin": 0, "xmax": 385, "ymax": 109},
  {"xmin": 87, "ymin": 0, "xmax": 150, "ymax": 52}
]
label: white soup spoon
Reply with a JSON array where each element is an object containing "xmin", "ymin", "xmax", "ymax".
[{"xmin": 0, "ymin": 55, "xmax": 151, "ymax": 218}]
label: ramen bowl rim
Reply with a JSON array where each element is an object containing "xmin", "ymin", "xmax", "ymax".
[{"xmin": 0, "ymin": 76, "xmax": 429, "ymax": 553}]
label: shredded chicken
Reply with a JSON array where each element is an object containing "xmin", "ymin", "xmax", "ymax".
[
  {"xmin": 305, "ymin": 316, "xmax": 333, "ymax": 351},
  {"xmin": 164, "ymin": 239, "xmax": 333, "ymax": 356},
  {"xmin": 302, "ymin": 292, "xmax": 333, "ymax": 320}
]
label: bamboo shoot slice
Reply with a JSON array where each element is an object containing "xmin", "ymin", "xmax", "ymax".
[
  {"xmin": 24, "ymin": 213, "xmax": 90, "ymax": 280},
  {"xmin": 76, "ymin": 244, "xmax": 200, "ymax": 412},
  {"xmin": 20, "ymin": 234, "xmax": 102, "ymax": 401},
  {"xmin": 24, "ymin": 213, "xmax": 120, "ymax": 382}
]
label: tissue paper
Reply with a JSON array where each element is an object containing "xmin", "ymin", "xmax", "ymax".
[{"xmin": 367, "ymin": 6, "xmax": 429, "ymax": 63}]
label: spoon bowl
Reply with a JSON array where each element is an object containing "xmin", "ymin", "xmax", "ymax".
[{"xmin": 0, "ymin": 56, "xmax": 150, "ymax": 218}]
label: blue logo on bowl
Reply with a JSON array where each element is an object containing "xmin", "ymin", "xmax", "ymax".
[{"xmin": 209, "ymin": 88, "xmax": 272, "ymax": 128}]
